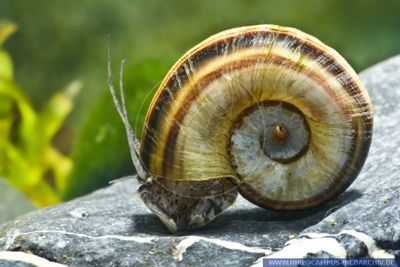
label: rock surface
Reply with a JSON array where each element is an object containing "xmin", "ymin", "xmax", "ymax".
[
  {"xmin": 0, "ymin": 179, "xmax": 35, "ymax": 224},
  {"xmin": 1, "ymin": 56, "xmax": 400, "ymax": 266}
]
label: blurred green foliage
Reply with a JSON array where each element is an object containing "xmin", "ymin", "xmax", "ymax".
[
  {"xmin": 0, "ymin": 21, "xmax": 80, "ymax": 206},
  {"xmin": 0, "ymin": 0, "xmax": 400, "ymax": 201}
]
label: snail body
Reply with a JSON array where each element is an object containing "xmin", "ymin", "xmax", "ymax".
[{"xmin": 108, "ymin": 25, "xmax": 373, "ymax": 232}]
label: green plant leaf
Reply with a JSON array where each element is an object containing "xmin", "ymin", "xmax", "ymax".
[
  {"xmin": 37, "ymin": 81, "xmax": 81, "ymax": 150},
  {"xmin": 0, "ymin": 20, "xmax": 17, "ymax": 47},
  {"xmin": 0, "ymin": 20, "xmax": 16, "ymax": 80},
  {"xmin": 0, "ymin": 50, "xmax": 13, "ymax": 81},
  {"xmin": 0, "ymin": 22, "xmax": 78, "ymax": 206}
]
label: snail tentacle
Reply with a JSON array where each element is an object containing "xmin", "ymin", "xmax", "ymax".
[{"xmin": 107, "ymin": 44, "xmax": 148, "ymax": 181}]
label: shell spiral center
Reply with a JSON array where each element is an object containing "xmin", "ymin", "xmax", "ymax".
[{"xmin": 256, "ymin": 101, "xmax": 310, "ymax": 163}]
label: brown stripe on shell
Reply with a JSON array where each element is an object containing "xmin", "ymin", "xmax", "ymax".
[{"xmin": 144, "ymin": 26, "xmax": 362, "ymax": 120}]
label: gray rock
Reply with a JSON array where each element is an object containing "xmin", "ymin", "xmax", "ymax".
[
  {"xmin": 0, "ymin": 261, "xmax": 35, "ymax": 267},
  {"xmin": 0, "ymin": 179, "xmax": 35, "ymax": 224},
  {"xmin": 0, "ymin": 55, "xmax": 399, "ymax": 266},
  {"xmin": 0, "ymin": 178, "xmax": 321, "ymax": 267}
]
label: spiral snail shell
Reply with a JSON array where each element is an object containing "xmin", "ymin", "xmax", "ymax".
[{"xmin": 108, "ymin": 25, "xmax": 373, "ymax": 232}]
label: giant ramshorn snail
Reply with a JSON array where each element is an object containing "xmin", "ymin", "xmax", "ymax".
[{"xmin": 108, "ymin": 25, "xmax": 373, "ymax": 233}]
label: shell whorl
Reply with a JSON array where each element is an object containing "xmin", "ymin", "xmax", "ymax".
[{"xmin": 140, "ymin": 25, "xmax": 373, "ymax": 210}]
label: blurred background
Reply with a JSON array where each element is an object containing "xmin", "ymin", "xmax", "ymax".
[{"xmin": 0, "ymin": 0, "xmax": 400, "ymax": 222}]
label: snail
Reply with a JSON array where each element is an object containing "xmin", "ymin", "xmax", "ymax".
[{"xmin": 108, "ymin": 25, "xmax": 373, "ymax": 233}]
